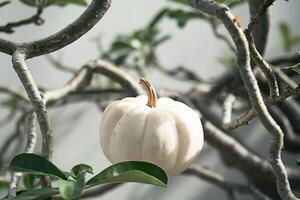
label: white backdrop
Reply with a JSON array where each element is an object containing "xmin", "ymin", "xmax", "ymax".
[{"xmin": 0, "ymin": 0, "xmax": 300, "ymax": 199}]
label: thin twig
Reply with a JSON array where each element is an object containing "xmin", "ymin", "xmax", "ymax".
[
  {"xmin": 46, "ymin": 55, "xmax": 77, "ymax": 73},
  {"xmin": 247, "ymin": 0, "xmax": 271, "ymax": 54},
  {"xmin": 0, "ymin": 8, "xmax": 44, "ymax": 34},
  {"xmin": 20, "ymin": 0, "xmax": 112, "ymax": 58},
  {"xmin": 222, "ymin": 93, "xmax": 236, "ymax": 125},
  {"xmin": 0, "ymin": 110, "xmax": 17, "ymax": 128},
  {"xmin": 224, "ymin": 85, "xmax": 300, "ymax": 130},
  {"xmin": 211, "ymin": 19, "xmax": 236, "ymax": 52},
  {"xmin": 247, "ymin": 0, "xmax": 276, "ymax": 35},
  {"xmin": 45, "ymin": 59, "xmax": 142, "ymax": 104},
  {"xmin": 184, "ymin": 165, "xmax": 271, "ymax": 200},
  {"xmin": 245, "ymin": 33, "xmax": 279, "ymax": 99}
]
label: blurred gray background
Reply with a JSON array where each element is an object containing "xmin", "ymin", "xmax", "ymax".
[{"xmin": 0, "ymin": 0, "xmax": 300, "ymax": 199}]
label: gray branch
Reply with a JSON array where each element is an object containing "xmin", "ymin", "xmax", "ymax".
[
  {"xmin": 187, "ymin": 0, "xmax": 298, "ymax": 199},
  {"xmin": 184, "ymin": 165, "xmax": 271, "ymax": 200},
  {"xmin": 222, "ymin": 93, "xmax": 236, "ymax": 125},
  {"xmin": 246, "ymin": 32, "xmax": 279, "ymax": 99},
  {"xmin": 8, "ymin": 112, "xmax": 36, "ymax": 197},
  {"xmin": 224, "ymin": 86, "xmax": 300, "ymax": 130},
  {"xmin": 12, "ymin": 49, "xmax": 52, "ymax": 160},
  {"xmin": 247, "ymin": 0, "xmax": 271, "ymax": 54},
  {"xmin": 0, "ymin": 0, "xmax": 111, "ymax": 58}
]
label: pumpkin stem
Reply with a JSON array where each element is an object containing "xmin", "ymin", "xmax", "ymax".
[{"xmin": 139, "ymin": 78, "xmax": 157, "ymax": 108}]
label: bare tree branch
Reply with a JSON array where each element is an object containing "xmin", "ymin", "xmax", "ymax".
[
  {"xmin": 246, "ymin": 32, "xmax": 279, "ymax": 99},
  {"xmin": 269, "ymin": 106, "xmax": 300, "ymax": 152},
  {"xmin": 184, "ymin": 165, "xmax": 271, "ymax": 200},
  {"xmin": 8, "ymin": 113, "xmax": 36, "ymax": 197},
  {"xmin": 247, "ymin": 0, "xmax": 271, "ymax": 54},
  {"xmin": 20, "ymin": 0, "xmax": 111, "ymax": 58},
  {"xmin": 224, "ymin": 86, "xmax": 300, "ymax": 130},
  {"xmin": 222, "ymin": 93, "xmax": 236, "ymax": 125},
  {"xmin": 0, "ymin": 38, "xmax": 17, "ymax": 55},
  {"xmin": 45, "ymin": 59, "xmax": 143, "ymax": 104},
  {"xmin": 0, "ymin": 0, "xmax": 111, "ymax": 58},
  {"xmin": 46, "ymin": 55, "xmax": 77, "ymax": 73},
  {"xmin": 0, "ymin": 8, "xmax": 44, "ymax": 34},
  {"xmin": 187, "ymin": 1, "xmax": 298, "ymax": 199},
  {"xmin": 12, "ymin": 49, "xmax": 52, "ymax": 161}
]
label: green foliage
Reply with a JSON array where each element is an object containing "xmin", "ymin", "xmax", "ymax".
[
  {"xmin": 22, "ymin": 174, "xmax": 36, "ymax": 190},
  {"xmin": 103, "ymin": 10, "xmax": 171, "ymax": 71},
  {"xmin": 59, "ymin": 173, "xmax": 85, "ymax": 200},
  {"xmin": 1, "ymin": 95, "xmax": 23, "ymax": 111},
  {"xmin": 0, "ymin": 0, "xmax": 10, "ymax": 7},
  {"xmin": 218, "ymin": 54, "xmax": 236, "ymax": 69},
  {"xmin": 71, "ymin": 164, "xmax": 93, "ymax": 178},
  {"xmin": 278, "ymin": 22, "xmax": 300, "ymax": 52},
  {"xmin": 0, "ymin": 180, "xmax": 9, "ymax": 190},
  {"xmin": 19, "ymin": 0, "xmax": 87, "ymax": 8},
  {"xmin": 167, "ymin": 9, "xmax": 206, "ymax": 28},
  {"xmin": 2, "ymin": 188, "xmax": 60, "ymax": 200},
  {"xmin": 86, "ymin": 161, "xmax": 168, "ymax": 188},
  {"xmin": 8, "ymin": 153, "xmax": 168, "ymax": 200},
  {"xmin": 9, "ymin": 153, "xmax": 67, "ymax": 180}
]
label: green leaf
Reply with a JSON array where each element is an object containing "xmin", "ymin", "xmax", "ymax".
[
  {"xmin": 278, "ymin": 22, "xmax": 300, "ymax": 52},
  {"xmin": 71, "ymin": 164, "xmax": 93, "ymax": 178},
  {"xmin": 148, "ymin": 8, "xmax": 169, "ymax": 30},
  {"xmin": 86, "ymin": 161, "xmax": 168, "ymax": 188},
  {"xmin": 0, "ymin": 180, "xmax": 9, "ymax": 189},
  {"xmin": 297, "ymin": 158, "xmax": 300, "ymax": 166},
  {"xmin": 1, "ymin": 95, "xmax": 23, "ymax": 111},
  {"xmin": 2, "ymin": 188, "xmax": 59, "ymax": 200},
  {"xmin": 59, "ymin": 174, "xmax": 85, "ymax": 200},
  {"xmin": 167, "ymin": 9, "xmax": 206, "ymax": 28},
  {"xmin": 23, "ymin": 174, "xmax": 36, "ymax": 190},
  {"xmin": 153, "ymin": 35, "xmax": 172, "ymax": 47},
  {"xmin": 9, "ymin": 153, "xmax": 67, "ymax": 180}
]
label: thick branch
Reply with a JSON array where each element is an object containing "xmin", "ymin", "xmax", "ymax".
[
  {"xmin": 20, "ymin": 0, "xmax": 111, "ymax": 58},
  {"xmin": 12, "ymin": 49, "xmax": 52, "ymax": 160},
  {"xmin": 187, "ymin": 1, "xmax": 297, "ymax": 199}
]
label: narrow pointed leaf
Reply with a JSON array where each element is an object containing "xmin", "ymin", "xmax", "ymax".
[
  {"xmin": 86, "ymin": 161, "xmax": 168, "ymax": 188},
  {"xmin": 2, "ymin": 188, "xmax": 59, "ymax": 200},
  {"xmin": 9, "ymin": 153, "xmax": 67, "ymax": 180},
  {"xmin": 71, "ymin": 164, "xmax": 93, "ymax": 178}
]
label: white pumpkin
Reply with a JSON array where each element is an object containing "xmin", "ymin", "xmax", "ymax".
[{"xmin": 100, "ymin": 78, "xmax": 204, "ymax": 175}]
